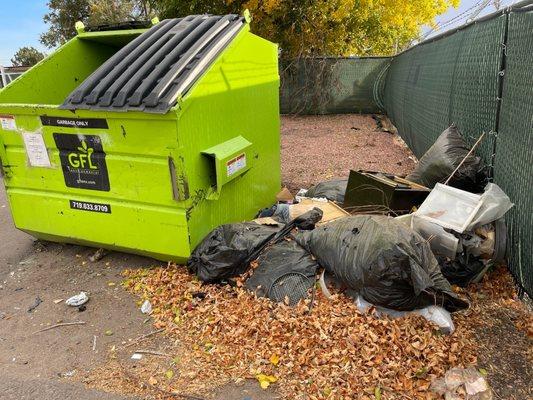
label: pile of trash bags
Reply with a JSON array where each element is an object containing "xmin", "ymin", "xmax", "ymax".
[
  {"xmin": 187, "ymin": 123, "xmax": 514, "ymax": 334},
  {"xmin": 189, "ymin": 210, "xmax": 468, "ymax": 314}
]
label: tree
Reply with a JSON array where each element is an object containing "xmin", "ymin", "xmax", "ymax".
[
  {"xmin": 11, "ymin": 47, "xmax": 46, "ymax": 67},
  {"xmin": 155, "ymin": 0, "xmax": 460, "ymax": 57},
  {"xmin": 40, "ymin": 0, "xmax": 91, "ymax": 48},
  {"xmin": 40, "ymin": 0, "xmax": 157, "ymax": 48},
  {"xmin": 88, "ymin": 0, "xmax": 156, "ymax": 25}
]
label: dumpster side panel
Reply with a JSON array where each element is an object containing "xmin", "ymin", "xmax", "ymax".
[
  {"xmin": 178, "ymin": 30, "xmax": 281, "ymax": 248},
  {"xmin": 0, "ymin": 107, "xmax": 191, "ymax": 261}
]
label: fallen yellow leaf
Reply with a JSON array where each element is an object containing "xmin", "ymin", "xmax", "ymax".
[
  {"xmin": 270, "ymin": 354, "xmax": 280, "ymax": 366},
  {"xmin": 256, "ymin": 374, "xmax": 277, "ymax": 389}
]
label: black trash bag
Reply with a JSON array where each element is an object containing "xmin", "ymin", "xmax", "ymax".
[
  {"xmin": 188, "ymin": 208, "xmax": 323, "ymax": 283},
  {"xmin": 406, "ymin": 125, "xmax": 487, "ymax": 192},
  {"xmin": 305, "ymin": 179, "xmax": 348, "ymax": 203},
  {"xmin": 245, "ymin": 240, "xmax": 318, "ymax": 305},
  {"xmin": 188, "ymin": 223, "xmax": 280, "ymax": 283},
  {"xmin": 437, "ymin": 254, "xmax": 487, "ymax": 287},
  {"xmin": 295, "ymin": 215, "xmax": 469, "ymax": 312}
]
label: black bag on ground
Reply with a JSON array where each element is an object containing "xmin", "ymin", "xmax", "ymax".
[
  {"xmin": 438, "ymin": 254, "xmax": 487, "ymax": 287},
  {"xmin": 188, "ymin": 223, "xmax": 280, "ymax": 283},
  {"xmin": 305, "ymin": 179, "xmax": 348, "ymax": 203},
  {"xmin": 245, "ymin": 240, "xmax": 318, "ymax": 305},
  {"xmin": 406, "ymin": 125, "xmax": 486, "ymax": 191},
  {"xmin": 296, "ymin": 215, "xmax": 469, "ymax": 312},
  {"xmin": 188, "ymin": 208, "xmax": 323, "ymax": 283}
]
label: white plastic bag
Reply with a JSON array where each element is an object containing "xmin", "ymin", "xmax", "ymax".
[
  {"xmin": 467, "ymin": 183, "xmax": 513, "ymax": 230},
  {"xmin": 355, "ymin": 295, "xmax": 455, "ymax": 334}
]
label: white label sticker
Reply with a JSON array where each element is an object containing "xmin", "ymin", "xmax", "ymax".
[
  {"xmin": 0, "ymin": 115, "xmax": 17, "ymax": 131},
  {"xmin": 226, "ymin": 153, "xmax": 247, "ymax": 176},
  {"xmin": 22, "ymin": 132, "xmax": 51, "ymax": 168}
]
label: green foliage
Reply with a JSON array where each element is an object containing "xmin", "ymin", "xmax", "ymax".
[
  {"xmin": 11, "ymin": 47, "xmax": 46, "ymax": 67},
  {"xmin": 88, "ymin": 0, "xmax": 156, "ymax": 25},
  {"xmin": 40, "ymin": 0, "xmax": 157, "ymax": 48},
  {"xmin": 40, "ymin": 0, "xmax": 90, "ymax": 48}
]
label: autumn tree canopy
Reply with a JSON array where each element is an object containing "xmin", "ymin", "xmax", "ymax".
[
  {"xmin": 38, "ymin": 0, "xmax": 459, "ymax": 56},
  {"xmin": 156, "ymin": 0, "xmax": 460, "ymax": 57}
]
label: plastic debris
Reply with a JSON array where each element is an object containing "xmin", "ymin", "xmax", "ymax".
[
  {"xmin": 245, "ymin": 240, "xmax": 318, "ymax": 305},
  {"xmin": 355, "ymin": 295, "xmax": 455, "ymax": 334},
  {"xmin": 189, "ymin": 209, "xmax": 323, "ymax": 283},
  {"xmin": 431, "ymin": 367, "xmax": 492, "ymax": 399},
  {"xmin": 411, "ymin": 216, "xmax": 459, "ymax": 259},
  {"xmin": 65, "ymin": 292, "xmax": 89, "ymax": 307},
  {"xmin": 131, "ymin": 353, "xmax": 143, "ymax": 360},
  {"xmin": 414, "ymin": 183, "xmax": 482, "ymax": 233},
  {"xmin": 466, "ymin": 183, "xmax": 513, "ymax": 231},
  {"xmin": 305, "ymin": 179, "xmax": 348, "ymax": 203},
  {"xmin": 140, "ymin": 299, "xmax": 152, "ymax": 314}
]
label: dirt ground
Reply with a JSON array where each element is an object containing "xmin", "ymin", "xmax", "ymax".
[
  {"xmin": 0, "ymin": 114, "xmax": 531, "ymax": 399},
  {"xmin": 280, "ymin": 114, "xmax": 416, "ymax": 191}
]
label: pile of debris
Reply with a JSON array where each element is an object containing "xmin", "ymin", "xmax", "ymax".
[
  {"xmin": 98, "ymin": 125, "xmax": 517, "ymax": 398},
  {"xmin": 187, "ymin": 126, "xmax": 511, "ymax": 330}
]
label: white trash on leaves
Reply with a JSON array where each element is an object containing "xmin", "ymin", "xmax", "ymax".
[{"xmin": 140, "ymin": 299, "xmax": 152, "ymax": 314}]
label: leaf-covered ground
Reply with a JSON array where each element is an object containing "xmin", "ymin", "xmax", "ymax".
[{"xmin": 82, "ymin": 265, "xmax": 531, "ymax": 399}]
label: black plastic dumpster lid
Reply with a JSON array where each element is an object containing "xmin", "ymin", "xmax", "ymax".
[{"xmin": 60, "ymin": 14, "xmax": 245, "ymax": 114}]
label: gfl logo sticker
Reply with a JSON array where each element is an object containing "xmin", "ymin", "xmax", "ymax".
[
  {"xmin": 54, "ymin": 133, "xmax": 110, "ymax": 191},
  {"xmin": 68, "ymin": 140, "xmax": 98, "ymax": 169}
]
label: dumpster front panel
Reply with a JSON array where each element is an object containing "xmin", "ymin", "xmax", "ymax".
[{"xmin": 0, "ymin": 108, "xmax": 191, "ymax": 261}]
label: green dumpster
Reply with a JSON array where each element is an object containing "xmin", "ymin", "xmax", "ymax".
[{"xmin": 0, "ymin": 13, "xmax": 280, "ymax": 262}]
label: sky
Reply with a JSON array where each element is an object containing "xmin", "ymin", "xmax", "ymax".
[
  {"xmin": 0, "ymin": 1, "xmax": 48, "ymax": 65},
  {"xmin": 0, "ymin": 0, "xmax": 522, "ymax": 66}
]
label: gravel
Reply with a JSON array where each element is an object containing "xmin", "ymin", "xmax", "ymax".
[{"xmin": 280, "ymin": 114, "xmax": 416, "ymax": 191}]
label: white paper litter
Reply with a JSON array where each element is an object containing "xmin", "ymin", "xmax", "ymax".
[{"xmin": 65, "ymin": 292, "xmax": 89, "ymax": 307}]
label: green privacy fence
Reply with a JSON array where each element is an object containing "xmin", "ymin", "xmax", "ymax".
[
  {"xmin": 383, "ymin": 2, "xmax": 533, "ymax": 296},
  {"xmin": 492, "ymin": 8, "xmax": 533, "ymax": 295},
  {"xmin": 280, "ymin": 57, "xmax": 390, "ymax": 114}
]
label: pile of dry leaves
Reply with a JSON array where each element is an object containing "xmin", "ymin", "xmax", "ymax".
[{"xmin": 83, "ymin": 265, "xmax": 531, "ymax": 399}]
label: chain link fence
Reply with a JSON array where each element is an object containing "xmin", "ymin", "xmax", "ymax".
[{"xmin": 383, "ymin": 2, "xmax": 533, "ymax": 296}]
